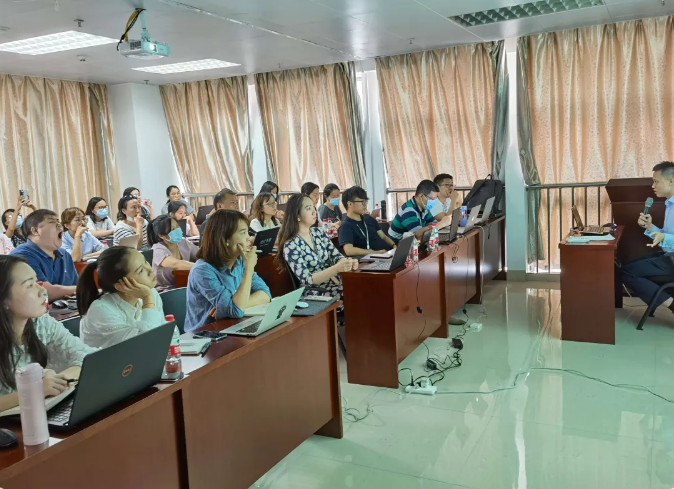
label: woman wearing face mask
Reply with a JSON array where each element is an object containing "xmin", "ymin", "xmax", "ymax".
[
  {"xmin": 123, "ymin": 187, "xmax": 155, "ymax": 222},
  {"xmin": 0, "ymin": 256, "xmax": 97, "ymax": 412},
  {"xmin": 61, "ymin": 208, "xmax": 106, "ymax": 263},
  {"xmin": 114, "ymin": 196, "xmax": 149, "ymax": 249},
  {"xmin": 259, "ymin": 181, "xmax": 285, "ymax": 220},
  {"xmin": 167, "ymin": 201, "xmax": 199, "ymax": 237},
  {"xmin": 184, "ymin": 210, "xmax": 271, "ymax": 331},
  {"xmin": 249, "ymin": 192, "xmax": 281, "ymax": 233},
  {"xmin": 147, "ymin": 215, "xmax": 198, "ymax": 287},
  {"xmin": 77, "ymin": 247, "xmax": 168, "ymax": 349},
  {"xmin": 2, "ymin": 194, "xmax": 36, "ymax": 248},
  {"xmin": 317, "ymin": 183, "xmax": 343, "ymax": 225},
  {"xmin": 84, "ymin": 197, "xmax": 114, "ymax": 239},
  {"xmin": 161, "ymin": 185, "xmax": 194, "ymax": 217}
]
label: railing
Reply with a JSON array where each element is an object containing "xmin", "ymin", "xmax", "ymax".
[
  {"xmin": 526, "ymin": 182, "xmax": 610, "ymax": 274},
  {"xmin": 182, "ymin": 190, "xmax": 302, "ymax": 214},
  {"xmin": 386, "ymin": 187, "xmax": 473, "ymax": 213}
]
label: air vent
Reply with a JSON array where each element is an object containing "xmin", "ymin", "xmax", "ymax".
[{"xmin": 450, "ymin": 0, "xmax": 604, "ymax": 27}]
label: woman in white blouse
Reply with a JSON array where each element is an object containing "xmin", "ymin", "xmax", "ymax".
[
  {"xmin": 113, "ymin": 195, "xmax": 149, "ymax": 248},
  {"xmin": 249, "ymin": 192, "xmax": 281, "ymax": 233},
  {"xmin": 0, "ymin": 256, "xmax": 97, "ymax": 409},
  {"xmin": 77, "ymin": 247, "xmax": 165, "ymax": 349}
]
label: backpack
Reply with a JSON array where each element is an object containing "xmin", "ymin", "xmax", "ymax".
[{"xmin": 461, "ymin": 174, "xmax": 504, "ymax": 218}]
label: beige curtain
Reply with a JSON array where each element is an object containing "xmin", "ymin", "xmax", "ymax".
[
  {"xmin": 255, "ymin": 62, "xmax": 365, "ymax": 191},
  {"xmin": 160, "ymin": 76, "xmax": 252, "ymax": 193},
  {"xmin": 375, "ymin": 42, "xmax": 500, "ymax": 189},
  {"xmin": 0, "ymin": 74, "xmax": 118, "ymax": 215}
]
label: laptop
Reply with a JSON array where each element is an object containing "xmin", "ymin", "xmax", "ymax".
[
  {"xmin": 252, "ymin": 227, "xmax": 280, "ymax": 255},
  {"xmin": 418, "ymin": 228, "xmax": 432, "ymax": 253},
  {"xmin": 571, "ymin": 205, "xmax": 610, "ymax": 235},
  {"xmin": 457, "ymin": 205, "xmax": 482, "ymax": 234},
  {"xmin": 221, "ymin": 288, "xmax": 304, "ymax": 337},
  {"xmin": 196, "ymin": 205, "xmax": 214, "ymax": 225},
  {"xmin": 118, "ymin": 235, "xmax": 140, "ymax": 248},
  {"xmin": 439, "ymin": 208, "xmax": 462, "ymax": 244},
  {"xmin": 359, "ymin": 235, "xmax": 414, "ymax": 272},
  {"xmin": 475, "ymin": 197, "xmax": 496, "ymax": 225},
  {"xmin": 177, "ymin": 219, "xmax": 188, "ymax": 237},
  {"xmin": 47, "ymin": 321, "xmax": 176, "ymax": 430}
]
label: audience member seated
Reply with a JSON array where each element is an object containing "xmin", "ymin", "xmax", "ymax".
[
  {"xmin": 0, "ymin": 233, "xmax": 13, "ymax": 255},
  {"xmin": 301, "ymin": 182, "xmax": 322, "ymax": 227},
  {"xmin": 77, "ymin": 247, "xmax": 165, "ymax": 349},
  {"xmin": 185, "ymin": 210, "xmax": 271, "ymax": 331},
  {"xmin": 249, "ymin": 192, "xmax": 281, "ymax": 233},
  {"xmin": 388, "ymin": 180, "xmax": 451, "ymax": 243},
  {"xmin": 147, "ymin": 215, "xmax": 197, "ymax": 287},
  {"xmin": 259, "ymin": 180, "xmax": 284, "ymax": 220},
  {"xmin": 9, "ymin": 209, "xmax": 78, "ymax": 302},
  {"xmin": 198, "ymin": 188, "xmax": 239, "ymax": 235},
  {"xmin": 61, "ymin": 207, "xmax": 105, "ymax": 262},
  {"xmin": 277, "ymin": 194, "xmax": 358, "ymax": 309},
  {"xmin": 430, "ymin": 173, "xmax": 461, "ymax": 221},
  {"xmin": 3, "ymin": 194, "xmax": 36, "ymax": 248},
  {"xmin": 168, "ymin": 201, "xmax": 199, "ymax": 237},
  {"xmin": 0, "ymin": 256, "xmax": 97, "ymax": 409},
  {"xmin": 318, "ymin": 183, "xmax": 343, "ymax": 224},
  {"xmin": 114, "ymin": 196, "xmax": 149, "ymax": 248},
  {"xmin": 339, "ymin": 186, "xmax": 395, "ymax": 256},
  {"xmin": 161, "ymin": 185, "xmax": 194, "ymax": 216},
  {"xmin": 84, "ymin": 197, "xmax": 114, "ymax": 239},
  {"xmin": 123, "ymin": 186, "xmax": 155, "ymax": 222}
]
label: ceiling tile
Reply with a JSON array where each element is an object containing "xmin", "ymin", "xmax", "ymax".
[
  {"xmin": 311, "ymin": 0, "xmax": 416, "ymax": 16},
  {"xmin": 607, "ymin": 0, "xmax": 674, "ymax": 22},
  {"xmin": 535, "ymin": 6, "xmax": 614, "ymax": 32},
  {"xmin": 466, "ymin": 17, "xmax": 545, "ymax": 41},
  {"xmin": 414, "ymin": 0, "xmax": 518, "ymax": 17}
]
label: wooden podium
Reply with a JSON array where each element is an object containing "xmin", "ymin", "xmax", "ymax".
[{"xmin": 606, "ymin": 178, "xmax": 665, "ymax": 264}]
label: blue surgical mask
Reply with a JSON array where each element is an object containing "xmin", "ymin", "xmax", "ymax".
[
  {"xmin": 96, "ymin": 208, "xmax": 109, "ymax": 219},
  {"xmin": 272, "ymin": 193, "xmax": 278, "ymax": 200},
  {"xmin": 168, "ymin": 227, "xmax": 184, "ymax": 243},
  {"xmin": 329, "ymin": 198, "xmax": 340, "ymax": 207},
  {"xmin": 15, "ymin": 215, "xmax": 23, "ymax": 228},
  {"xmin": 424, "ymin": 197, "xmax": 435, "ymax": 211}
]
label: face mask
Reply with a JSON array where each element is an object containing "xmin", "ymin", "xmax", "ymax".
[
  {"xmin": 15, "ymin": 216, "xmax": 23, "ymax": 228},
  {"xmin": 424, "ymin": 197, "xmax": 435, "ymax": 212},
  {"xmin": 168, "ymin": 227, "xmax": 184, "ymax": 243},
  {"xmin": 96, "ymin": 208, "xmax": 109, "ymax": 219},
  {"xmin": 329, "ymin": 198, "xmax": 340, "ymax": 207},
  {"xmin": 272, "ymin": 193, "xmax": 278, "ymax": 200}
]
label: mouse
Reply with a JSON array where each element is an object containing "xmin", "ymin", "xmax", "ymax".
[
  {"xmin": 0, "ymin": 428, "xmax": 18, "ymax": 448},
  {"xmin": 52, "ymin": 300, "xmax": 68, "ymax": 309},
  {"xmin": 295, "ymin": 301, "xmax": 309, "ymax": 309}
]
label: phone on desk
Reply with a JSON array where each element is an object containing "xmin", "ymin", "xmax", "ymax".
[{"xmin": 192, "ymin": 331, "xmax": 228, "ymax": 341}]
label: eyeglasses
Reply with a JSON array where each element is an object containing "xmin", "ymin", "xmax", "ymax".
[
  {"xmin": 264, "ymin": 201, "xmax": 277, "ymax": 208},
  {"xmin": 350, "ymin": 199, "xmax": 369, "ymax": 205}
]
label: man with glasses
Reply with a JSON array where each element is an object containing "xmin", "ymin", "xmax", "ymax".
[
  {"xmin": 10, "ymin": 209, "xmax": 78, "ymax": 301},
  {"xmin": 430, "ymin": 173, "xmax": 461, "ymax": 221},
  {"xmin": 339, "ymin": 186, "xmax": 395, "ymax": 257},
  {"xmin": 388, "ymin": 180, "xmax": 451, "ymax": 244}
]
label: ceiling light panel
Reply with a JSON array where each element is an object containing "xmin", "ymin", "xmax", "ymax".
[
  {"xmin": 450, "ymin": 0, "xmax": 605, "ymax": 27},
  {"xmin": 0, "ymin": 31, "xmax": 117, "ymax": 55},
  {"xmin": 132, "ymin": 59, "xmax": 240, "ymax": 74}
]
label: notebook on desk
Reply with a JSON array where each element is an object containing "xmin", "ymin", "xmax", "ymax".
[{"xmin": 0, "ymin": 384, "xmax": 76, "ymax": 418}]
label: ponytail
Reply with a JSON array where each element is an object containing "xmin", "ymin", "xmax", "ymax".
[
  {"xmin": 147, "ymin": 215, "xmax": 172, "ymax": 247},
  {"xmin": 76, "ymin": 247, "xmax": 134, "ymax": 315},
  {"xmin": 76, "ymin": 262, "xmax": 102, "ymax": 316}
]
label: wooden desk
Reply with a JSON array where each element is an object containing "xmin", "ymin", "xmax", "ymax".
[
  {"xmin": 173, "ymin": 269, "xmax": 189, "ymax": 288},
  {"xmin": 0, "ymin": 306, "xmax": 342, "ymax": 489},
  {"xmin": 469, "ymin": 216, "xmax": 506, "ymax": 304},
  {"xmin": 445, "ymin": 230, "xmax": 480, "ymax": 318},
  {"xmin": 254, "ymin": 254, "xmax": 295, "ymax": 297},
  {"xmin": 559, "ymin": 226, "xmax": 624, "ymax": 345}
]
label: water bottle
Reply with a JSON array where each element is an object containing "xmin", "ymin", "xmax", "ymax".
[
  {"xmin": 381, "ymin": 200, "xmax": 387, "ymax": 221},
  {"xmin": 413, "ymin": 237, "xmax": 419, "ymax": 263},
  {"xmin": 16, "ymin": 363, "xmax": 49, "ymax": 446},
  {"xmin": 163, "ymin": 315, "xmax": 183, "ymax": 381},
  {"xmin": 430, "ymin": 224, "xmax": 439, "ymax": 251},
  {"xmin": 375, "ymin": 203, "xmax": 381, "ymax": 222}
]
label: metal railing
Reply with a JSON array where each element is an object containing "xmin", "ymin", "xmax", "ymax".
[
  {"xmin": 386, "ymin": 187, "xmax": 473, "ymax": 213},
  {"xmin": 526, "ymin": 182, "xmax": 610, "ymax": 274},
  {"xmin": 182, "ymin": 190, "xmax": 302, "ymax": 214}
]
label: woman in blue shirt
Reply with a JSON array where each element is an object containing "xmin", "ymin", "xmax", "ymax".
[
  {"xmin": 185, "ymin": 210, "xmax": 271, "ymax": 331},
  {"xmin": 61, "ymin": 207, "xmax": 106, "ymax": 263}
]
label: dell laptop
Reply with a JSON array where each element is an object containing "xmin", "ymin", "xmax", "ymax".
[
  {"xmin": 359, "ymin": 235, "xmax": 414, "ymax": 272},
  {"xmin": 222, "ymin": 287, "xmax": 304, "ymax": 337},
  {"xmin": 458, "ymin": 205, "xmax": 482, "ymax": 234},
  {"xmin": 252, "ymin": 227, "xmax": 280, "ymax": 255},
  {"xmin": 47, "ymin": 321, "xmax": 176, "ymax": 430},
  {"xmin": 439, "ymin": 208, "xmax": 462, "ymax": 244},
  {"xmin": 571, "ymin": 205, "xmax": 610, "ymax": 235}
]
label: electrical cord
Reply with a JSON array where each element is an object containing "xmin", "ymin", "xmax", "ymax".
[{"xmin": 116, "ymin": 9, "xmax": 144, "ymax": 51}]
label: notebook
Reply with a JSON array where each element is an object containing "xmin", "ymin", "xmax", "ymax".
[
  {"xmin": 180, "ymin": 338, "xmax": 212, "ymax": 355},
  {"xmin": 0, "ymin": 384, "xmax": 76, "ymax": 418}
]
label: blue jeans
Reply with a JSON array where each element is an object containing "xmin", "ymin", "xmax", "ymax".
[{"xmin": 621, "ymin": 251, "xmax": 674, "ymax": 307}]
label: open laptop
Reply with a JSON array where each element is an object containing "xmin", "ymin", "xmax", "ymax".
[
  {"xmin": 222, "ymin": 288, "xmax": 304, "ymax": 337},
  {"xmin": 118, "ymin": 235, "xmax": 140, "ymax": 248},
  {"xmin": 359, "ymin": 235, "xmax": 414, "ymax": 272},
  {"xmin": 439, "ymin": 208, "xmax": 462, "ymax": 244},
  {"xmin": 47, "ymin": 321, "xmax": 176, "ymax": 430},
  {"xmin": 475, "ymin": 197, "xmax": 496, "ymax": 225},
  {"xmin": 457, "ymin": 205, "xmax": 482, "ymax": 234},
  {"xmin": 418, "ymin": 228, "xmax": 432, "ymax": 253},
  {"xmin": 571, "ymin": 205, "xmax": 610, "ymax": 235},
  {"xmin": 196, "ymin": 205, "xmax": 214, "ymax": 225},
  {"xmin": 252, "ymin": 227, "xmax": 279, "ymax": 255},
  {"xmin": 177, "ymin": 219, "xmax": 188, "ymax": 237}
]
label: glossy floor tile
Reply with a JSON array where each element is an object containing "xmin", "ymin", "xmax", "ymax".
[{"xmin": 251, "ymin": 281, "xmax": 674, "ymax": 489}]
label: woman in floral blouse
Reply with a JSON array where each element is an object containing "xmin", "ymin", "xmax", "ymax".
[{"xmin": 277, "ymin": 194, "xmax": 358, "ymax": 309}]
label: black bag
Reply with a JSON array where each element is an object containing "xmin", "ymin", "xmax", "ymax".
[{"xmin": 461, "ymin": 174, "xmax": 504, "ymax": 218}]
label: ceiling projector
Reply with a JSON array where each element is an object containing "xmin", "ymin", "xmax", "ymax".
[{"xmin": 118, "ymin": 9, "xmax": 170, "ymax": 60}]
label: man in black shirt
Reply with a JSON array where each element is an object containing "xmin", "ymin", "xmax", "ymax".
[{"xmin": 339, "ymin": 186, "xmax": 395, "ymax": 256}]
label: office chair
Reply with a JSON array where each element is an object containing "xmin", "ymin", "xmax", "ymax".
[
  {"xmin": 378, "ymin": 221, "xmax": 390, "ymax": 235},
  {"xmin": 160, "ymin": 287, "xmax": 187, "ymax": 334},
  {"xmin": 637, "ymin": 276, "xmax": 674, "ymax": 330},
  {"xmin": 60, "ymin": 316, "xmax": 82, "ymax": 337},
  {"xmin": 140, "ymin": 248, "xmax": 153, "ymax": 264}
]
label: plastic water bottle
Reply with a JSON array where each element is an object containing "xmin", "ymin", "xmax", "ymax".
[
  {"xmin": 375, "ymin": 203, "xmax": 381, "ymax": 222},
  {"xmin": 16, "ymin": 363, "xmax": 49, "ymax": 446},
  {"xmin": 430, "ymin": 224, "xmax": 439, "ymax": 251},
  {"xmin": 413, "ymin": 237, "xmax": 419, "ymax": 263},
  {"xmin": 163, "ymin": 315, "xmax": 183, "ymax": 381}
]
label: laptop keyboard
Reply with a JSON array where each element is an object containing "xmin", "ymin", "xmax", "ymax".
[
  {"xmin": 48, "ymin": 398, "xmax": 74, "ymax": 423},
  {"xmin": 583, "ymin": 225, "xmax": 606, "ymax": 234},
  {"xmin": 363, "ymin": 261, "xmax": 391, "ymax": 271},
  {"xmin": 237, "ymin": 319, "xmax": 262, "ymax": 334}
]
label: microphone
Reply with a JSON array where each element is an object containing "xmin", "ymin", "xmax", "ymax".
[{"xmin": 644, "ymin": 197, "xmax": 654, "ymax": 216}]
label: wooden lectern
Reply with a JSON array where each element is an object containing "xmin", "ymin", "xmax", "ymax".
[{"xmin": 606, "ymin": 178, "xmax": 665, "ymax": 264}]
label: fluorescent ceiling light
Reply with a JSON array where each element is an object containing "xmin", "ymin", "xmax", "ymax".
[
  {"xmin": 451, "ymin": 0, "xmax": 604, "ymax": 27},
  {"xmin": 133, "ymin": 59, "xmax": 240, "ymax": 74},
  {"xmin": 0, "ymin": 31, "xmax": 117, "ymax": 55}
]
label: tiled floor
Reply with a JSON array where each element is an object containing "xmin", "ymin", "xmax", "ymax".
[{"xmin": 251, "ymin": 281, "xmax": 674, "ymax": 489}]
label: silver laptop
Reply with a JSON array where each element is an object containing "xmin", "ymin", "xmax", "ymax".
[
  {"xmin": 118, "ymin": 235, "xmax": 140, "ymax": 248},
  {"xmin": 475, "ymin": 197, "xmax": 496, "ymax": 225},
  {"xmin": 222, "ymin": 288, "xmax": 304, "ymax": 337},
  {"xmin": 458, "ymin": 205, "xmax": 482, "ymax": 234}
]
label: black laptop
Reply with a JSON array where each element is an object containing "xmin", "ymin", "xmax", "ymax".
[
  {"xmin": 418, "ymin": 228, "xmax": 432, "ymax": 253},
  {"xmin": 252, "ymin": 227, "xmax": 280, "ymax": 255},
  {"xmin": 177, "ymin": 218, "xmax": 188, "ymax": 236},
  {"xmin": 359, "ymin": 236, "xmax": 414, "ymax": 272},
  {"xmin": 439, "ymin": 208, "xmax": 462, "ymax": 244},
  {"xmin": 47, "ymin": 321, "xmax": 176, "ymax": 430}
]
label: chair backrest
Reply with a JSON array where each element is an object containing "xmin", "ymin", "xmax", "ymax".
[
  {"xmin": 196, "ymin": 205, "xmax": 214, "ymax": 225},
  {"xmin": 140, "ymin": 248, "xmax": 153, "ymax": 264},
  {"xmin": 60, "ymin": 316, "xmax": 82, "ymax": 337},
  {"xmin": 378, "ymin": 221, "xmax": 390, "ymax": 235},
  {"xmin": 160, "ymin": 287, "xmax": 187, "ymax": 334}
]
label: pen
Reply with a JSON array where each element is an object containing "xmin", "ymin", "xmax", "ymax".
[
  {"xmin": 199, "ymin": 343, "xmax": 210, "ymax": 356},
  {"xmin": 64, "ymin": 379, "xmax": 78, "ymax": 384}
]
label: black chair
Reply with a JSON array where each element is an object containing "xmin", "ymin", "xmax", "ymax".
[
  {"xmin": 140, "ymin": 248, "xmax": 153, "ymax": 264},
  {"xmin": 160, "ymin": 287, "xmax": 187, "ymax": 334},
  {"xmin": 378, "ymin": 221, "xmax": 390, "ymax": 235},
  {"xmin": 60, "ymin": 316, "xmax": 82, "ymax": 337},
  {"xmin": 196, "ymin": 205, "xmax": 214, "ymax": 225},
  {"xmin": 637, "ymin": 276, "xmax": 674, "ymax": 330}
]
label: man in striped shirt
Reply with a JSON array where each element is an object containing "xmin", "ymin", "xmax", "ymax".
[{"xmin": 388, "ymin": 180, "xmax": 451, "ymax": 243}]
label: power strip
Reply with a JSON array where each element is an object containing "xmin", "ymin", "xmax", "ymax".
[{"xmin": 405, "ymin": 385, "xmax": 437, "ymax": 396}]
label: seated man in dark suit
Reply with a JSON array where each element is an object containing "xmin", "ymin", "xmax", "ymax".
[
  {"xmin": 339, "ymin": 186, "xmax": 395, "ymax": 257},
  {"xmin": 10, "ymin": 209, "xmax": 78, "ymax": 302},
  {"xmin": 623, "ymin": 161, "xmax": 674, "ymax": 312}
]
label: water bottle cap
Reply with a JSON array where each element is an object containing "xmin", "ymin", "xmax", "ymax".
[
  {"xmin": 16, "ymin": 363, "xmax": 43, "ymax": 383},
  {"xmin": 165, "ymin": 315, "xmax": 175, "ymax": 321}
]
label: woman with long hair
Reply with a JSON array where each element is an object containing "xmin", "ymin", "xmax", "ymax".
[
  {"xmin": 84, "ymin": 197, "xmax": 114, "ymax": 239},
  {"xmin": 113, "ymin": 196, "xmax": 148, "ymax": 248},
  {"xmin": 167, "ymin": 201, "xmax": 199, "ymax": 237},
  {"xmin": 77, "ymin": 247, "xmax": 166, "ymax": 349},
  {"xmin": 317, "ymin": 183, "xmax": 343, "ymax": 223},
  {"xmin": 185, "ymin": 210, "xmax": 271, "ymax": 331},
  {"xmin": 249, "ymin": 192, "xmax": 281, "ymax": 233},
  {"xmin": 0, "ymin": 256, "xmax": 96, "ymax": 410},
  {"xmin": 147, "ymin": 215, "xmax": 197, "ymax": 287},
  {"xmin": 258, "ymin": 181, "xmax": 284, "ymax": 220},
  {"xmin": 276, "ymin": 194, "xmax": 358, "ymax": 309},
  {"xmin": 123, "ymin": 187, "xmax": 155, "ymax": 222}
]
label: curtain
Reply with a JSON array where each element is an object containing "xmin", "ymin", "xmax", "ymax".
[
  {"xmin": 520, "ymin": 16, "xmax": 674, "ymax": 270},
  {"xmin": 375, "ymin": 42, "xmax": 502, "ymax": 189},
  {"xmin": 491, "ymin": 41, "xmax": 509, "ymax": 181},
  {"xmin": 160, "ymin": 76, "xmax": 252, "ymax": 193},
  {"xmin": 0, "ymin": 74, "xmax": 117, "ymax": 215},
  {"xmin": 255, "ymin": 62, "xmax": 365, "ymax": 191}
]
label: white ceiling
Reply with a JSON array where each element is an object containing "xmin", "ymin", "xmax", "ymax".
[{"xmin": 0, "ymin": 0, "xmax": 672, "ymax": 85}]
